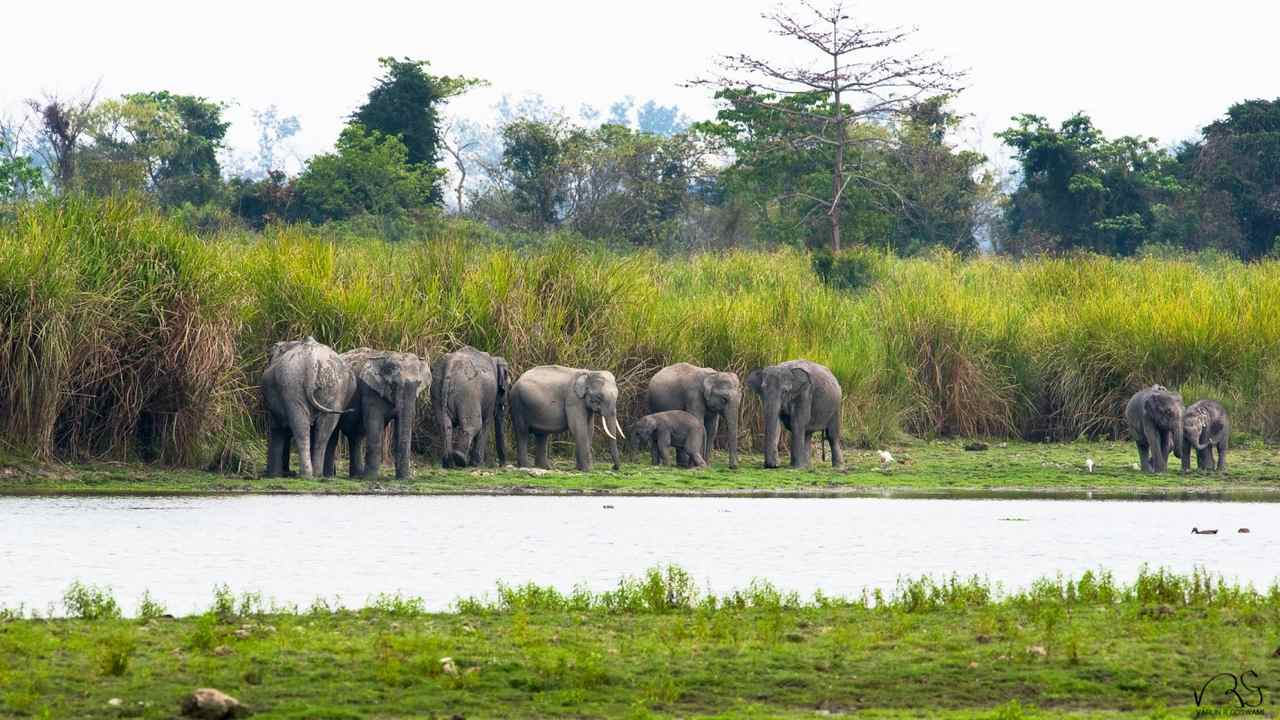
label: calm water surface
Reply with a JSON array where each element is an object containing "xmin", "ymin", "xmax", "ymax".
[{"xmin": 2, "ymin": 495, "xmax": 1275, "ymax": 614}]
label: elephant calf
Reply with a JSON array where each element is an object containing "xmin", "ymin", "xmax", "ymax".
[
  {"xmin": 631, "ymin": 411, "xmax": 707, "ymax": 468},
  {"xmin": 647, "ymin": 362, "xmax": 741, "ymax": 468},
  {"xmin": 1124, "ymin": 384, "xmax": 1184, "ymax": 473},
  {"xmin": 1181, "ymin": 399, "xmax": 1229, "ymax": 473}
]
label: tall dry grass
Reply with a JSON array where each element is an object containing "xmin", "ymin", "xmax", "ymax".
[{"xmin": 1, "ymin": 197, "xmax": 1276, "ymax": 465}]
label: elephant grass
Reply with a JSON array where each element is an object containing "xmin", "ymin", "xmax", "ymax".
[
  {"xmin": 4, "ymin": 197, "xmax": 1280, "ymax": 471},
  {"xmin": 3, "ymin": 439, "xmax": 1279, "ymax": 498},
  {"xmin": 2, "ymin": 566, "xmax": 1277, "ymax": 718}
]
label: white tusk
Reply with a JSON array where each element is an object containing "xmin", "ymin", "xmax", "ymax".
[
  {"xmin": 613, "ymin": 416, "xmax": 626, "ymax": 440},
  {"xmin": 600, "ymin": 414, "xmax": 616, "ymax": 440}
]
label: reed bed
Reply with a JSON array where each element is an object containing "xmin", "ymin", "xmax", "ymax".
[{"xmin": 2, "ymin": 197, "xmax": 1276, "ymax": 465}]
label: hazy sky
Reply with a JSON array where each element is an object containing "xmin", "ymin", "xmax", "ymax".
[{"xmin": 3, "ymin": 0, "xmax": 1276, "ymax": 168}]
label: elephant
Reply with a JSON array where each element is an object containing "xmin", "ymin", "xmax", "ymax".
[
  {"xmin": 1124, "ymin": 384, "xmax": 1184, "ymax": 473},
  {"xmin": 747, "ymin": 359, "xmax": 843, "ymax": 469},
  {"xmin": 630, "ymin": 410, "xmax": 707, "ymax": 468},
  {"xmin": 261, "ymin": 337, "xmax": 356, "ymax": 479},
  {"xmin": 647, "ymin": 362, "xmax": 741, "ymax": 468},
  {"xmin": 1181, "ymin": 399, "xmax": 1229, "ymax": 473},
  {"xmin": 509, "ymin": 365, "xmax": 623, "ymax": 472},
  {"xmin": 430, "ymin": 346, "xmax": 510, "ymax": 468},
  {"xmin": 328, "ymin": 348, "xmax": 431, "ymax": 480}
]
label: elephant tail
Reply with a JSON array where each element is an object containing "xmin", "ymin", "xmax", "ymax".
[{"xmin": 306, "ymin": 356, "xmax": 350, "ymax": 414}]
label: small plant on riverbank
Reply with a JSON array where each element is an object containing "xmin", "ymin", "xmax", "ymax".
[
  {"xmin": 61, "ymin": 581, "xmax": 121, "ymax": 620},
  {"xmin": 93, "ymin": 627, "xmax": 136, "ymax": 676}
]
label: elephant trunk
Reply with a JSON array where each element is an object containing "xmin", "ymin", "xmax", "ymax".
[
  {"xmin": 395, "ymin": 383, "xmax": 416, "ymax": 480},
  {"xmin": 1172, "ymin": 410, "xmax": 1184, "ymax": 464},
  {"xmin": 763, "ymin": 394, "xmax": 782, "ymax": 468},
  {"xmin": 724, "ymin": 395, "xmax": 740, "ymax": 468}
]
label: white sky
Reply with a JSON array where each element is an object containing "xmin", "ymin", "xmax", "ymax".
[{"xmin": 3, "ymin": 0, "xmax": 1276, "ymax": 169}]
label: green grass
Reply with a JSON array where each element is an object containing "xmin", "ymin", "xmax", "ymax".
[
  {"xmin": 3, "ymin": 440, "xmax": 1278, "ymax": 497},
  {"xmin": 4, "ymin": 197, "xmax": 1280, "ymax": 471},
  {"xmin": 2, "ymin": 566, "xmax": 1277, "ymax": 718}
]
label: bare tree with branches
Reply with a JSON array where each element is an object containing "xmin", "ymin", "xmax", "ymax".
[
  {"xmin": 25, "ymin": 81, "xmax": 101, "ymax": 193},
  {"xmin": 692, "ymin": 1, "xmax": 964, "ymax": 251}
]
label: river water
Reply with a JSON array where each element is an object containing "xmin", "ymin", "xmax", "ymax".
[{"xmin": 1, "ymin": 495, "xmax": 1275, "ymax": 614}]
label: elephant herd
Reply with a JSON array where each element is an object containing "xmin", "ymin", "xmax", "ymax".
[
  {"xmin": 261, "ymin": 337, "xmax": 1231, "ymax": 480},
  {"xmin": 260, "ymin": 337, "xmax": 845, "ymax": 478},
  {"xmin": 1125, "ymin": 384, "xmax": 1230, "ymax": 474}
]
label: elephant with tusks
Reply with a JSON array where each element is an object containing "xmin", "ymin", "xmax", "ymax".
[
  {"xmin": 509, "ymin": 365, "xmax": 624, "ymax": 472},
  {"xmin": 261, "ymin": 337, "xmax": 356, "ymax": 479}
]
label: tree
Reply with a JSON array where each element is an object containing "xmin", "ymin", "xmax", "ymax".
[
  {"xmin": 87, "ymin": 92, "xmax": 229, "ymax": 205},
  {"xmin": 0, "ymin": 117, "xmax": 45, "ymax": 201},
  {"xmin": 293, "ymin": 123, "xmax": 439, "ymax": 224},
  {"xmin": 692, "ymin": 1, "xmax": 963, "ymax": 251},
  {"xmin": 1184, "ymin": 98, "xmax": 1280, "ymax": 258},
  {"xmin": 26, "ymin": 84, "xmax": 100, "ymax": 193},
  {"xmin": 997, "ymin": 113, "xmax": 1181, "ymax": 255},
  {"xmin": 351, "ymin": 57, "xmax": 482, "ymax": 204},
  {"xmin": 499, "ymin": 118, "xmax": 574, "ymax": 230}
]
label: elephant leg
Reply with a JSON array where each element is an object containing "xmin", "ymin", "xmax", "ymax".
[
  {"xmin": 687, "ymin": 447, "xmax": 707, "ymax": 468},
  {"xmin": 474, "ymin": 415, "xmax": 491, "ymax": 467},
  {"xmin": 826, "ymin": 416, "xmax": 843, "ymax": 468},
  {"xmin": 790, "ymin": 430, "xmax": 811, "ymax": 469},
  {"xmin": 534, "ymin": 433, "xmax": 550, "ymax": 469},
  {"xmin": 1216, "ymin": 439, "xmax": 1228, "ymax": 472},
  {"xmin": 656, "ymin": 429, "xmax": 673, "ymax": 466},
  {"xmin": 515, "ymin": 426, "xmax": 530, "ymax": 468},
  {"xmin": 1133, "ymin": 436, "xmax": 1150, "ymax": 472},
  {"xmin": 348, "ymin": 432, "xmax": 364, "ymax": 478},
  {"xmin": 322, "ymin": 428, "xmax": 340, "ymax": 478},
  {"xmin": 266, "ymin": 419, "xmax": 287, "ymax": 478},
  {"xmin": 608, "ymin": 436, "xmax": 620, "ymax": 471},
  {"xmin": 312, "ymin": 413, "xmax": 340, "ymax": 480},
  {"xmin": 461, "ymin": 419, "xmax": 483, "ymax": 467},
  {"xmin": 1142, "ymin": 424, "xmax": 1162, "ymax": 473},
  {"xmin": 363, "ymin": 408, "xmax": 386, "ymax": 479},
  {"xmin": 571, "ymin": 414, "xmax": 593, "ymax": 472},
  {"xmin": 703, "ymin": 414, "xmax": 719, "ymax": 463},
  {"xmin": 437, "ymin": 412, "xmax": 454, "ymax": 468},
  {"xmin": 284, "ymin": 407, "xmax": 314, "ymax": 478},
  {"xmin": 649, "ymin": 437, "xmax": 663, "ymax": 466}
]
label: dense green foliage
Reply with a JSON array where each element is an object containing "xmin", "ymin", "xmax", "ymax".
[
  {"xmin": 2, "ymin": 566, "xmax": 1277, "ymax": 717},
  {"xmin": 2, "ymin": 198, "xmax": 1279, "ymax": 467},
  {"xmin": 292, "ymin": 124, "xmax": 439, "ymax": 223},
  {"xmin": 352, "ymin": 56, "xmax": 481, "ymax": 204}
]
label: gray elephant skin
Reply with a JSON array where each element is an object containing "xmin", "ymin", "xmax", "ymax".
[
  {"xmin": 431, "ymin": 346, "xmax": 510, "ymax": 468},
  {"xmin": 330, "ymin": 348, "xmax": 431, "ymax": 480},
  {"xmin": 509, "ymin": 365, "xmax": 623, "ymax": 471},
  {"xmin": 1181, "ymin": 399, "xmax": 1229, "ymax": 472},
  {"xmin": 747, "ymin": 359, "xmax": 843, "ymax": 469},
  {"xmin": 1124, "ymin": 384, "xmax": 1184, "ymax": 473},
  {"xmin": 630, "ymin": 410, "xmax": 707, "ymax": 468},
  {"xmin": 647, "ymin": 362, "xmax": 741, "ymax": 468},
  {"xmin": 261, "ymin": 337, "xmax": 356, "ymax": 478}
]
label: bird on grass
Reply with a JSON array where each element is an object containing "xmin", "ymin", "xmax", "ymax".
[
  {"xmin": 1086, "ymin": 458, "xmax": 1095, "ymax": 473},
  {"xmin": 1191, "ymin": 527, "xmax": 1218, "ymax": 535},
  {"xmin": 878, "ymin": 450, "xmax": 895, "ymax": 465}
]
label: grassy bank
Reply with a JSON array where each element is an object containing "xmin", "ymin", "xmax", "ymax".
[
  {"xmin": 3, "ymin": 197, "xmax": 1280, "ymax": 470},
  {"xmin": 3, "ymin": 566, "xmax": 1277, "ymax": 718},
  {"xmin": 3, "ymin": 440, "xmax": 1279, "ymax": 497}
]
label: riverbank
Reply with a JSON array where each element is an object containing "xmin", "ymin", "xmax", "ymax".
[
  {"xmin": 2, "ymin": 566, "xmax": 1274, "ymax": 718},
  {"xmin": 3, "ymin": 440, "xmax": 1278, "ymax": 498}
]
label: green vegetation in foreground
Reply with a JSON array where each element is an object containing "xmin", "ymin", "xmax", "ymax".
[
  {"xmin": 3, "ymin": 566, "xmax": 1278, "ymax": 718},
  {"xmin": 3, "ymin": 440, "xmax": 1279, "ymax": 497}
]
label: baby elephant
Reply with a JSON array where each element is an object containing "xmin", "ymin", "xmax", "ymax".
[
  {"xmin": 631, "ymin": 411, "xmax": 708, "ymax": 468},
  {"xmin": 1180, "ymin": 399, "xmax": 1229, "ymax": 473}
]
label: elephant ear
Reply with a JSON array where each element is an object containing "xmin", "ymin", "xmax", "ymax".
[
  {"xmin": 701, "ymin": 374, "xmax": 718, "ymax": 402},
  {"xmin": 413, "ymin": 356, "xmax": 431, "ymax": 397},
  {"xmin": 359, "ymin": 357, "xmax": 399, "ymax": 403},
  {"xmin": 573, "ymin": 372, "xmax": 589, "ymax": 399},
  {"xmin": 1144, "ymin": 393, "xmax": 1176, "ymax": 426},
  {"xmin": 746, "ymin": 369, "xmax": 764, "ymax": 395},
  {"xmin": 789, "ymin": 367, "xmax": 811, "ymax": 391}
]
